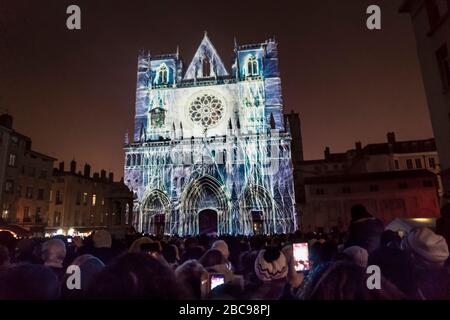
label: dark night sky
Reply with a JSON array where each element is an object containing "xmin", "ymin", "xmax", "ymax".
[{"xmin": 0, "ymin": 0, "xmax": 432, "ymax": 179}]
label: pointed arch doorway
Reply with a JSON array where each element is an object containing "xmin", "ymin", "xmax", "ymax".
[{"xmin": 198, "ymin": 209, "xmax": 218, "ymax": 235}]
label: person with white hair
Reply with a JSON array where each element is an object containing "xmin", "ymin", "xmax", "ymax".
[{"xmin": 41, "ymin": 238, "xmax": 67, "ymax": 280}]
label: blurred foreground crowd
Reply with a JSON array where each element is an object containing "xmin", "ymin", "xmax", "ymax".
[{"xmin": 1, "ymin": 204, "xmax": 450, "ymax": 300}]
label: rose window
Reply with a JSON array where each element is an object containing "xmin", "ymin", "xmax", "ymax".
[{"xmin": 189, "ymin": 93, "xmax": 224, "ymax": 129}]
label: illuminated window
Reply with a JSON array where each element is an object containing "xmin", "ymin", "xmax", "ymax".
[
  {"xmin": 92, "ymin": 194, "xmax": 96, "ymax": 206},
  {"xmin": 8, "ymin": 153, "xmax": 15, "ymax": 166},
  {"xmin": 23, "ymin": 207, "xmax": 30, "ymax": 222},
  {"xmin": 246, "ymin": 56, "xmax": 259, "ymax": 77},
  {"xmin": 156, "ymin": 64, "xmax": 168, "ymax": 84},
  {"xmin": 101, "ymin": 198, "xmax": 105, "ymax": 206},
  {"xmin": 54, "ymin": 212, "xmax": 61, "ymax": 226},
  {"xmin": 83, "ymin": 192, "xmax": 88, "ymax": 205}
]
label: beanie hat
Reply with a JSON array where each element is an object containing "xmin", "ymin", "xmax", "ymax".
[
  {"xmin": 254, "ymin": 247, "xmax": 288, "ymax": 281},
  {"xmin": 343, "ymin": 246, "xmax": 368, "ymax": 268},
  {"xmin": 211, "ymin": 240, "xmax": 230, "ymax": 260},
  {"xmin": 401, "ymin": 227, "xmax": 449, "ymax": 266},
  {"xmin": 93, "ymin": 230, "xmax": 112, "ymax": 248}
]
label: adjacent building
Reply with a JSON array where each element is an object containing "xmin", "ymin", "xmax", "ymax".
[
  {"xmin": 0, "ymin": 114, "xmax": 56, "ymax": 233},
  {"xmin": 297, "ymin": 132, "xmax": 441, "ymax": 232},
  {"xmin": 400, "ymin": 0, "xmax": 450, "ymax": 198},
  {"xmin": 302, "ymin": 170, "xmax": 440, "ymax": 233},
  {"xmin": 47, "ymin": 160, "xmax": 134, "ymax": 237}
]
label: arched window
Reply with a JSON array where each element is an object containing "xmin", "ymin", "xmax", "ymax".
[
  {"xmin": 156, "ymin": 64, "xmax": 168, "ymax": 84},
  {"xmin": 202, "ymin": 56, "xmax": 211, "ymax": 77},
  {"xmin": 173, "ymin": 177, "xmax": 178, "ymax": 189},
  {"xmin": 180, "ymin": 177, "xmax": 185, "ymax": 187},
  {"xmin": 246, "ymin": 56, "xmax": 259, "ymax": 77},
  {"xmin": 126, "ymin": 155, "xmax": 131, "ymax": 167},
  {"xmin": 136, "ymin": 154, "xmax": 142, "ymax": 166}
]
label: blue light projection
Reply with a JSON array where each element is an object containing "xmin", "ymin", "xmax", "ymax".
[{"xmin": 124, "ymin": 33, "xmax": 297, "ymax": 235}]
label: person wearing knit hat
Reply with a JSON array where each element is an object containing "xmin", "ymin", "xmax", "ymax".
[
  {"xmin": 342, "ymin": 246, "xmax": 368, "ymax": 268},
  {"xmin": 254, "ymin": 247, "xmax": 288, "ymax": 282},
  {"xmin": 400, "ymin": 227, "xmax": 450, "ymax": 299},
  {"xmin": 401, "ymin": 227, "xmax": 449, "ymax": 267},
  {"xmin": 211, "ymin": 240, "xmax": 230, "ymax": 260}
]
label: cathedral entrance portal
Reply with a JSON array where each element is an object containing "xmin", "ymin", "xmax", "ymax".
[
  {"xmin": 198, "ymin": 209, "xmax": 218, "ymax": 235},
  {"xmin": 251, "ymin": 210, "xmax": 264, "ymax": 235}
]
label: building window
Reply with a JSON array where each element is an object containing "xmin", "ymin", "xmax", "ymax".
[
  {"xmin": 4, "ymin": 180, "xmax": 14, "ymax": 193},
  {"xmin": 315, "ymin": 188, "xmax": 325, "ymax": 195},
  {"xmin": 436, "ymin": 44, "xmax": 450, "ymax": 90},
  {"xmin": 35, "ymin": 207, "xmax": 42, "ymax": 223},
  {"xmin": 55, "ymin": 190, "xmax": 63, "ymax": 204},
  {"xmin": 425, "ymin": 0, "xmax": 448, "ymax": 28},
  {"xmin": 423, "ymin": 180, "xmax": 435, "ymax": 187},
  {"xmin": 202, "ymin": 56, "xmax": 211, "ymax": 77},
  {"xmin": 8, "ymin": 153, "xmax": 16, "ymax": 166},
  {"xmin": 1, "ymin": 203, "xmax": 10, "ymax": 221},
  {"xmin": 101, "ymin": 198, "xmax": 105, "ymax": 206},
  {"xmin": 406, "ymin": 159, "xmax": 413, "ymax": 169},
  {"xmin": 394, "ymin": 160, "xmax": 400, "ymax": 170},
  {"xmin": 25, "ymin": 187, "xmax": 33, "ymax": 199},
  {"xmin": 23, "ymin": 207, "xmax": 30, "ymax": 222},
  {"xmin": 28, "ymin": 167, "xmax": 36, "ymax": 177},
  {"xmin": 83, "ymin": 192, "xmax": 88, "ymax": 205},
  {"xmin": 429, "ymin": 157, "xmax": 436, "ymax": 169},
  {"xmin": 399, "ymin": 182, "xmax": 408, "ymax": 189},
  {"xmin": 92, "ymin": 194, "xmax": 96, "ymax": 206},
  {"xmin": 246, "ymin": 55, "xmax": 259, "ymax": 77},
  {"xmin": 39, "ymin": 170, "xmax": 47, "ymax": 179},
  {"xmin": 415, "ymin": 159, "xmax": 423, "ymax": 169},
  {"xmin": 342, "ymin": 187, "xmax": 351, "ymax": 194},
  {"xmin": 76, "ymin": 192, "xmax": 81, "ymax": 205},
  {"xmin": 54, "ymin": 212, "xmax": 61, "ymax": 226},
  {"xmin": 37, "ymin": 188, "xmax": 44, "ymax": 200},
  {"xmin": 156, "ymin": 63, "xmax": 168, "ymax": 84},
  {"xmin": 370, "ymin": 185, "xmax": 380, "ymax": 192}
]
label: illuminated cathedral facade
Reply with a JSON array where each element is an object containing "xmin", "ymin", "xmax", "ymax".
[{"xmin": 124, "ymin": 33, "xmax": 296, "ymax": 235}]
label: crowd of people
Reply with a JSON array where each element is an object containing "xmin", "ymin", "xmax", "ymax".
[{"xmin": 1, "ymin": 204, "xmax": 450, "ymax": 300}]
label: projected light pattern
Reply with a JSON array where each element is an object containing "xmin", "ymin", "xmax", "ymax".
[{"xmin": 124, "ymin": 34, "xmax": 296, "ymax": 235}]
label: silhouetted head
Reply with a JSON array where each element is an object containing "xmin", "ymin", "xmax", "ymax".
[
  {"xmin": 41, "ymin": 238, "xmax": 66, "ymax": 268},
  {"xmin": 369, "ymin": 247, "xmax": 417, "ymax": 298},
  {"xmin": 162, "ymin": 244, "xmax": 179, "ymax": 264},
  {"xmin": 0, "ymin": 244, "xmax": 10, "ymax": 268},
  {"xmin": 175, "ymin": 259, "xmax": 207, "ymax": 299},
  {"xmin": 199, "ymin": 249, "xmax": 226, "ymax": 268},
  {"xmin": 0, "ymin": 264, "xmax": 60, "ymax": 300},
  {"xmin": 351, "ymin": 204, "xmax": 372, "ymax": 222},
  {"xmin": 87, "ymin": 252, "xmax": 185, "ymax": 299},
  {"xmin": 300, "ymin": 261, "xmax": 405, "ymax": 300}
]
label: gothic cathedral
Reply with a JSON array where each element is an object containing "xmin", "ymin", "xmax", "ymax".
[{"xmin": 124, "ymin": 33, "xmax": 296, "ymax": 235}]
